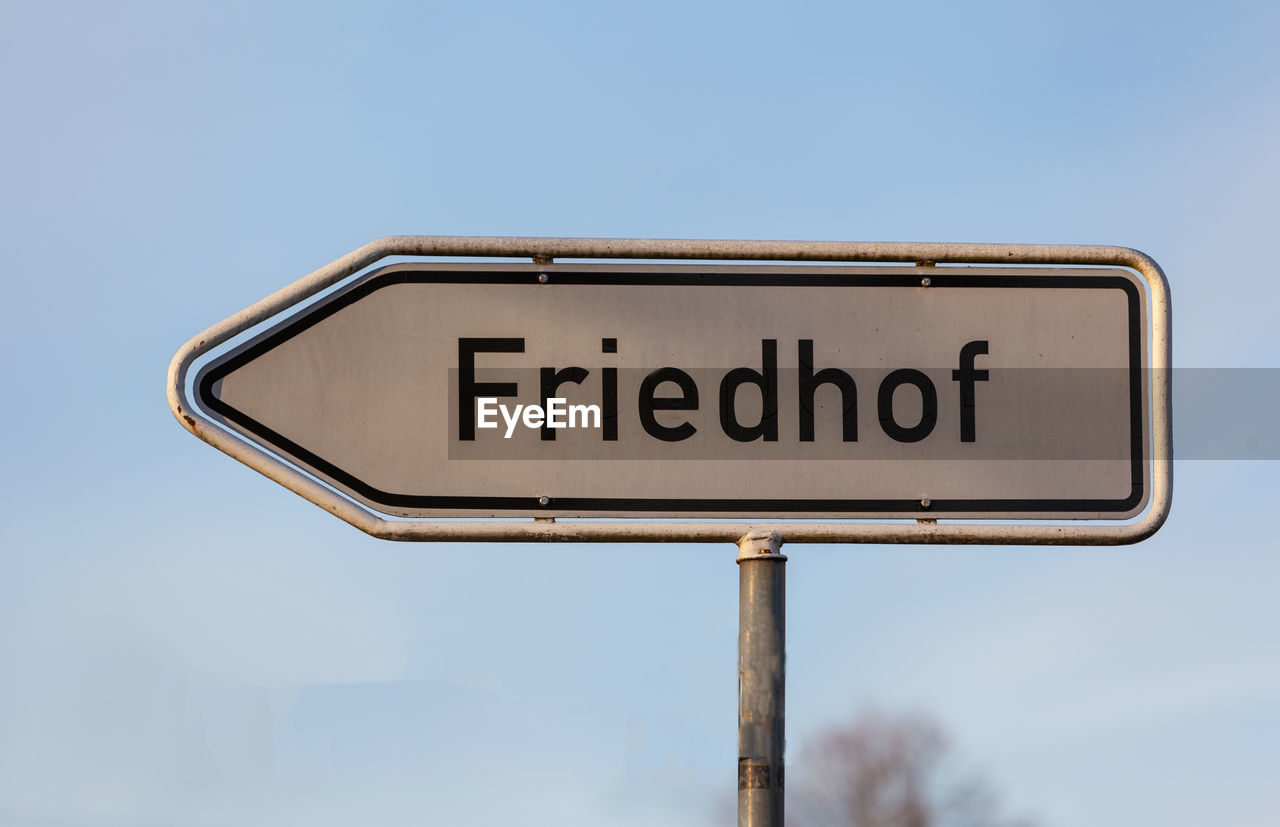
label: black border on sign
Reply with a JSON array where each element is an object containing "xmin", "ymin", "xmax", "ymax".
[{"xmin": 196, "ymin": 268, "xmax": 1145, "ymax": 516}]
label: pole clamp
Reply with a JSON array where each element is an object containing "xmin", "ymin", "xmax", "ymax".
[{"xmin": 736, "ymin": 530, "xmax": 786, "ymax": 562}]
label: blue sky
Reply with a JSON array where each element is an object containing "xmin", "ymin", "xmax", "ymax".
[{"xmin": 2, "ymin": 1, "xmax": 1278, "ymax": 825}]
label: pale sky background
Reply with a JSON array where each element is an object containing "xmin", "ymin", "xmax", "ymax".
[{"xmin": 2, "ymin": 1, "xmax": 1279, "ymax": 825}]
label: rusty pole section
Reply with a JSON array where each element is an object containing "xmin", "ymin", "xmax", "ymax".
[{"xmin": 737, "ymin": 530, "xmax": 786, "ymax": 827}]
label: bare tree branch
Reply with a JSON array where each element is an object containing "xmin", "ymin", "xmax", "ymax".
[{"xmin": 787, "ymin": 709, "xmax": 1037, "ymax": 827}]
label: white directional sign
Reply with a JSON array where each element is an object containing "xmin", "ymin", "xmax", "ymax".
[
  {"xmin": 189, "ymin": 261, "xmax": 1150, "ymax": 521},
  {"xmin": 169, "ymin": 237, "xmax": 1172, "ymax": 544}
]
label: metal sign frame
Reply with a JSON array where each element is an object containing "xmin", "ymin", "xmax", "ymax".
[{"xmin": 168, "ymin": 236, "xmax": 1172, "ymax": 545}]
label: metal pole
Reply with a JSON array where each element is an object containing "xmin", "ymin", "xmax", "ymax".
[{"xmin": 737, "ymin": 530, "xmax": 786, "ymax": 827}]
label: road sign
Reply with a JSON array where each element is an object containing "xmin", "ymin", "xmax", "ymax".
[{"xmin": 169, "ymin": 237, "xmax": 1171, "ymax": 544}]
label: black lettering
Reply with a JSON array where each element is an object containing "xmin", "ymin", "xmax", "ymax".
[
  {"xmin": 877, "ymin": 369, "xmax": 937, "ymax": 443},
  {"xmin": 602, "ymin": 339, "xmax": 617, "ymax": 441},
  {"xmin": 458, "ymin": 337, "xmax": 523, "ymax": 440},
  {"xmin": 539, "ymin": 366, "xmax": 589, "ymax": 440},
  {"xmin": 719, "ymin": 339, "xmax": 779, "ymax": 442},
  {"xmin": 798, "ymin": 339, "xmax": 857, "ymax": 442},
  {"xmin": 951, "ymin": 340, "xmax": 989, "ymax": 443},
  {"xmin": 639, "ymin": 367, "xmax": 698, "ymax": 442}
]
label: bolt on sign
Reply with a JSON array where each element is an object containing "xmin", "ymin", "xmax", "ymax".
[{"xmin": 168, "ymin": 238, "xmax": 1171, "ymax": 545}]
